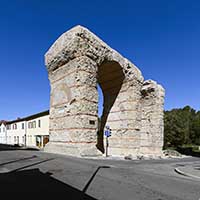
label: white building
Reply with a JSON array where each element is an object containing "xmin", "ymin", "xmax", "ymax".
[
  {"xmin": 0, "ymin": 121, "xmax": 7, "ymax": 144},
  {"xmin": 26, "ymin": 111, "xmax": 49, "ymax": 148},
  {"xmin": 3, "ymin": 110, "xmax": 49, "ymax": 148},
  {"xmin": 6, "ymin": 119, "xmax": 26, "ymax": 145}
]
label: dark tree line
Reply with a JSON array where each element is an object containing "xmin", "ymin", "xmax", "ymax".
[{"xmin": 164, "ymin": 106, "xmax": 200, "ymax": 148}]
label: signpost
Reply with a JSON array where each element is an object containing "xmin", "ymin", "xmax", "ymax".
[{"xmin": 104, "ymin": 125, "xmax": 111, "ymax": 157}]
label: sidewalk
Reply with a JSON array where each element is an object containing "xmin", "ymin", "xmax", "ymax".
[{"xmin": 175, "ymin": 163, "xmax": 200, "ymax": 179}]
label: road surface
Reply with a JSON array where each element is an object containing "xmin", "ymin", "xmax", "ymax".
[{"xmin": 0, "ymin": 149, "xmax": 199, "ymax": 199}]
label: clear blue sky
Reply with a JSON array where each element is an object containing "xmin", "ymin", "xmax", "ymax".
[{"xmin": 0, "ymin": 0, "xmax": 200, "ymax": 120}]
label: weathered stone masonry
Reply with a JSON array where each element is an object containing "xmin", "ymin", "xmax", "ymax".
[{"xmin": 44, "ymin": 25, "xmax": 165, "ymax": 157}]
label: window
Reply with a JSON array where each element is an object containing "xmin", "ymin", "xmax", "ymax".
[
  {"xmin": 12, "ymin": 124, "xmax": 17, "ymax": 130},
  {"xmin": 28, "ymin": 121, "xmax": 36, "ymax": 129},
  {"xmin": 14, "ymin": 136, "xmax": 17, "ymax": 143},
  {"xmin": 7, "ymin": 124, "xmax": 11, "ymax": 130},
  {"xmin": 17, "ymin": 136, "xmax": 19, "ymax": 144},
  {"xmin": 38, "ymin": 120, "xmax": 41, "ymax": 128},
  {"xmin": 89, "ymin": 120, "xmax": 95, "ymax": 125},
  {"xmin": 33, "ymin": 121, "xmax": 36, "ymax": 128},
  {"xmin": 22, "ymin": 123, "xmax": 24, "ymax": 129}
]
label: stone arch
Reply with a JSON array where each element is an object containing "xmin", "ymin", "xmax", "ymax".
[
  {"xmin": 96, "ymin": 60, "xmax": 125, "ymax": 153},
  {"xmin": 44, "ymin": 25, "xmax": 165, "ymax": 157}
]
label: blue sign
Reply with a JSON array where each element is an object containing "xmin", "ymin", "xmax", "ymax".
[{"xmin": 104, "ymin": 130, "xmax": 111, "ymax": 137}]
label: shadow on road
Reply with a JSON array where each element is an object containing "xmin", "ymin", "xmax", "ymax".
[
  {"xmin": 0, "ymin": 144, "xmax": 39, "ymax": 151},
  {"xmin": 0, "ymin": 168, "xmax": 96, "ymax": 199},
  {"xmin": 0, "ymin": 155, "xmax": 37, "ymax": 167},
  {"xmin": 83, "ymin": 166, "xmax": 110, "ymax": 193}
]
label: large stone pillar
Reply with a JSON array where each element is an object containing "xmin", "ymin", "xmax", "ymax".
[
  {"xmin": 139, "ymin": 80, "xmax": 165, "ymax": 156},
  {"xmin": 45, "ymin": 56, "xmax": 101, "ymax": 156}
]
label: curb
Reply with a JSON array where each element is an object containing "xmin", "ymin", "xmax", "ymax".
[{"xmin": 174, "ymin": 167, "xmax": 200, "ymax": 180}]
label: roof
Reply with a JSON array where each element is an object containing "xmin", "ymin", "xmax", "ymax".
[
  {"xmin": 0, "ymin": 120, "xmax": 7, "ymax": 125},
  {"xmin": 6, "ymin": 110, "xmax": 49, "ymax": 124}
]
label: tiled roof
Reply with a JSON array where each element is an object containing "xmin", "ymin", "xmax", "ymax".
[{"xmin": 6, "ymin": 110, "xmax": 49, "ymax": 124}]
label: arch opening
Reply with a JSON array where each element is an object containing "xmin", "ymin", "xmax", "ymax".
[
  {"xmin": 97, "ymin": 84, "xmax": 104, "ymax": 118},
  {"xmin": 96, "ymin": 61, "xmax": 125, "ymax": 153}
]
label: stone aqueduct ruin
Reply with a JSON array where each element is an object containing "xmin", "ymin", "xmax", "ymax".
[{"xmin": 44, "ymin": 25, "xmax": 165, "ymax": 157}]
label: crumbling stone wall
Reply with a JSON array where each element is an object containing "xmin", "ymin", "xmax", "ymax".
[{"xmin": 44, "ymin": 25, "xmax": 165, "ymax": 157}]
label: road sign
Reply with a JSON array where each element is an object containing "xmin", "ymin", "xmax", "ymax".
[
  {"xmin": 104, "ymin": 125, "xmax": 112, "ymax": 157},
  {"xmin": 104, "ymin": 130, "xmax": 111, "ymax": 137}
]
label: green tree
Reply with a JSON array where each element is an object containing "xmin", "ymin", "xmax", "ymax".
[
  {"xmin": 164, "ymin": 109, "xmax": 185, "ymax": 147},
  {"xmin": 190, "ymin": 111, "xmax": 200, "ymax": 145},
  {"xmin": 164, "ymin": 106, "xmax": 199, "ymax": 148}
]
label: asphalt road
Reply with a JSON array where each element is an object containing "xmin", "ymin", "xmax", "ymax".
[{"xmin": 0, "ymin": 149, "xmax": 199, "ymax": 200}]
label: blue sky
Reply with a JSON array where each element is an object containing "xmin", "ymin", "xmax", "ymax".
[{"xmin": 0, "ymin": 0, "xmax": 200, "ymax": 120}]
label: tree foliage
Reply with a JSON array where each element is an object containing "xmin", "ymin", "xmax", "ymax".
[{"xmin": 164, "ymin": 106, "xmax": 200, "ymax": 148}]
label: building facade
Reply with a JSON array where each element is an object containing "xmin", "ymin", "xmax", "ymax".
[
  {"xmin": 0, "ymin": 111, "xmax": 49, "ymax": 148},
  {"xmin": 6, "ymin": 120, "xmax": 26, "ymax": 145},
  {"xmin": 0, "ymin": 121, "xmax": 7, "ymax": 144},
  {"xmin": 26, "ymin": 112, "xmax": 49, "ymax": 148}
]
